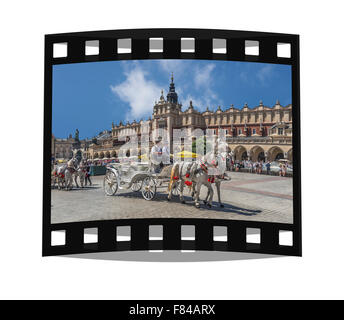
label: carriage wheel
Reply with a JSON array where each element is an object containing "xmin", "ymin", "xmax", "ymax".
[
  {"xmin": 141, "ymin": 177, "xmax": 156, "ymax": 200},
  {"xmin": 131, "ymin": 180, "xmax": 142, "ymax": 192},
  {"xmin": 104, "ymin": 171, "xmax": 118, "ymax": 196},
  {"xmin": 172, "ymin": 180, "xmax": 181, "ymax": 196}
]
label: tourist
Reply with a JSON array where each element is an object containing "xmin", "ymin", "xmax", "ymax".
[
  {"xmin": 281, "ymin": 163, "xmax": 286, "ymax": 177},
  {"xmin": 85, "ymin": 162, "xmax": 92, "ymax": 186},
  {"xmin": 258, "ymin": 161, "xmax": 262, "ymax": 174},
  {"xmin": 226, "ymin": 155, "xmax": 231, "ymax": 171},
  {"xmin": 249, "ymin": 161, "xmax": 253, "ymax": 173},
  {"xmin": 266, "ymin": 161, "xmax": 271, "ymax": 175}
]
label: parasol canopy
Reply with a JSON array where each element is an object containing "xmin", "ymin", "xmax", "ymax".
[
  {"xmin": 278, "ymin": 159, "xmax": 291, "ymax": 163},
  {"xmin": 138, "ymin": 154, "xmax": 149, "ymax": 161},
  {"xmin": 175, "ymin": 151, "xmax": 200, "ymax": 158}
]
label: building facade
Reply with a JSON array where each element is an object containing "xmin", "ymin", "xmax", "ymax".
[
  {"xmin": 52, "ymin": 129, "xmax": 91, "ymax": 161},
  {"xmin": 71, "ymin": 75, "xmax": 293, "ymax": 163}
]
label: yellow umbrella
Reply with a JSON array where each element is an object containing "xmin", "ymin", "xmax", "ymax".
[
  {"xmin": 176, "ymin": 151, "xmax": 199, "ymax": 158},
  {"xmin": 138, "ymin": 154, "xmax": 149, "ymax": 161}
]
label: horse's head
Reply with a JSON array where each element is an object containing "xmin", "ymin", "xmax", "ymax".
[{"xmin": 204, "ymin": 152, "xmax": 218, "ymax": 168}]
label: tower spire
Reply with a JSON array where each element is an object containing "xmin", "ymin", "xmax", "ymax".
[{"xmin": 166, "ymin": 72, "xmax": 178, "ymax": 104}]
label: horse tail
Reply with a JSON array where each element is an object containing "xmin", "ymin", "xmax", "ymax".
[{"xmin": 168, "ymin": 164, "xmax": 177, "ymax": 192}]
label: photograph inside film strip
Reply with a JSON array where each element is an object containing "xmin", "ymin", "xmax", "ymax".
[{"xmin": 44, "ymin": 29, "xmax": 301, "ymax": 257}]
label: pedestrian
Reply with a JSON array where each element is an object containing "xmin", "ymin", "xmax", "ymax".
[
  {"xmin": 282, "ymin": 163, "xmax": 286, "ymax": 177},
  {"xmin": 85, "ymin": 162, "xmax": 92, "ymax": 186},
  {"xmin": 266, "ymin": 161, "xmax": 271, "ymax": 175},
  {"xmin": 258, "ymin": 161, "xmax": 262, "ymax": 174}
]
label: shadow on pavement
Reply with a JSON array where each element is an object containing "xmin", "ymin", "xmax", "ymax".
[{"xmin": 110, "ymin": 191, "xmax": 261, "ymax": 216}]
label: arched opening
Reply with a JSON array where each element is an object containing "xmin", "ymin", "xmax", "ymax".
[
  {"xmin": 275, "ymin": 152, "xmax": 284, "ymax": 161},
  {"xmin": 234, "ymin": 145, "xmax": 247, "ymax": 161},
  {"xmin": 258, "ymin": 151, "xmax": 265, "ymax": 162},
  {"xmin": 105, "ymin": 151, "xmax": 110, "ymax": 158},
  {"xmin": 250, "ymin": 146, "xmax": 265, "ymax": 162},
  {"xmin": 99, "ymin": 152, "xmax": 104, "ymax": 159},
  {"xmin": 93, "ymin": 153, "xmax": 99, "ymax": 159},
  {"xmin": 126, "ymin": 150, "xmax": 130, "ymax": 157},
  {"xmin": 268, "ymin": 146, "xmax": 284, "ymax": 162},
  {"xmin": 111, "ymin": 150, "xmax": 117, "ymax": 158}
]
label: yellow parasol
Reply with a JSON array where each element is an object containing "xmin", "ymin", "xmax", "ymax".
[
  {"xmin": 138, "ymin": 154, "xmax": 149, "ymax": 161},
  {"xmin": 278, "ymin": 159, "xmax": 291, "ymax": 163},
  {"xmin": 175, "ymin": 151, "xmax": 200, "ymax": 159}
]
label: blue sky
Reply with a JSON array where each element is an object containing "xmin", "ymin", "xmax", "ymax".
[{"xmin": 52, "ymin": 60, "xmax": 291, "ymax": 139}]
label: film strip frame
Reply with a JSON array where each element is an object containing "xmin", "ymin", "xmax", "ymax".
[{"xmin": 43, "ymin": 28, "xmax": 301, "ymax": 257}]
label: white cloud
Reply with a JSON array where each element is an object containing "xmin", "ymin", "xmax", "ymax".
[
  {"xmin": 257, "ymin": 64, "xmax": 274, "ymax": 83},
  {"xmin": 194, "ymin": 63, "xmax": 216, "ymax": 88},
  {"xmin": 181, "ymin": 94, "xmax": 204, "ymax": 111},
  {"xmin": 181, "ymin": 91, "xmax": 221, "ymax": 112},
  {"xmin": 158, "ymin": 60, "xmax": 186, "ymax": 75},
  {"xmin": 240, "ymin": 64, "xmax": 274, "ymax": 86},
  {"xmin": 112, "ymin": 61, "xmax": 222, "ymax": 115},
  {"xmin": 110, "ymin": 66, "xmax": 161, "ymax": 120},
  {"xmin": 179, "ymin": 63, "xmax": 221, "ymax": 111},
  {"xmin": 240, "ymin": 70, "xmax": 249, "ymax": 82}
]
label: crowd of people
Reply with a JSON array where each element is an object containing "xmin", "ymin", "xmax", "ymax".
[
  {"xmin": 53, "ymin": 143, "xmax": 292, "ymax": 180},
  {"xmin": 225, "ymin": 158, "xmax": 292, "ymax": 177}
]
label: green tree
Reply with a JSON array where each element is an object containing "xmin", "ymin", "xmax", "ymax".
[{"xmin": 192, "ymin": 136, "xmax": 212, "ymax": 154}]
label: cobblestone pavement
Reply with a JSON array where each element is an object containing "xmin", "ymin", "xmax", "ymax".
[{"xmin": 51, "ymin": 171, "xmax": 293, "ymax": 224}]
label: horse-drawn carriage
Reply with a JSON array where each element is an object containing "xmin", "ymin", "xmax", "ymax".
[{"xmin": 103, "ymin": 162, "xmax": 179, "ymax": 200}]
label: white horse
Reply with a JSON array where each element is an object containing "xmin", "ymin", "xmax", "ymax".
[
  {"xmin": 51, "ymin": 163, "xmax": 67, "ymax": 189},
  {"xmin": 167, "ymin": 160, "xmax": 214, "ymax": 208},
  {"xmin": 198, "ymin": 152, "xmax": 231, "ymax": 208},
  {"xmin": 73, "ymin": 166, "xmax": 86, "ymax": 188},
  {"xmin": 62, "ymin": 158, "xmax": 79, "ymax": 190},
  {"xmin": 169, "ymin": 151, "xmax": 230, "ymax": 208},
  {"xmin": 202, "ymin": 173, "xmax": 231, "ymax": 207}
]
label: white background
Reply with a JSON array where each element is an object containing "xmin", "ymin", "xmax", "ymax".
[{"xmin": 1, "ymin": 0, "xmax": 343, "ymax": 300}]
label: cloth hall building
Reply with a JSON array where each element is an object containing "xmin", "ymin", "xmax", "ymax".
[{"xmin": 82, "ymin": 75, "xmax": 293, "ymax": 163}]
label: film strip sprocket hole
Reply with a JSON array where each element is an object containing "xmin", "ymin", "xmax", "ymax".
[
  {"xmin": 47, "ymin": 219, "xmax": 297, "ymax": 256},
  {"xmin": 44, "ymin": 29, "xmax": 301, "ymax": 257},
  {"xmin": 51, "ymin": 36, "xmax": 293, "ymax": 63}
]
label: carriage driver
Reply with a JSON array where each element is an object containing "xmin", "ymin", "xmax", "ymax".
[{"xmin": 151, "ymin": 136, "xmax": 168, "ymax": 173}]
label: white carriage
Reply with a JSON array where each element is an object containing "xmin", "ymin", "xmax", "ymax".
[{"xmin": 103, "ymin": 162, "xmax": 179, "ymax": 200}]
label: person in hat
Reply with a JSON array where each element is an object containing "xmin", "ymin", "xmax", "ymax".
[{"xmin": 151, "ymin": 136, "xmax": 163, "ymax": 173}]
